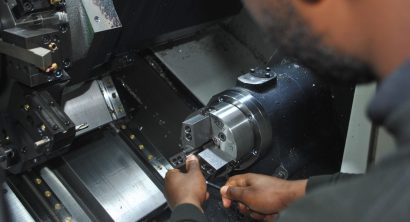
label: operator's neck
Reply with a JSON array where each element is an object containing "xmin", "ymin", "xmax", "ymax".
[
  {"xmin": 363, "ymin": 1, "xmax": 410, "ymax": 79},
  {"xmin": 371, "ymin": 37, "xmax": 410, "ymax": 79}
]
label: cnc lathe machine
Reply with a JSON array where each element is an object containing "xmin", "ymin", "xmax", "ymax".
[{"xmin": 0, "ymin": 1, "xmax": 359, "ymax": 221}]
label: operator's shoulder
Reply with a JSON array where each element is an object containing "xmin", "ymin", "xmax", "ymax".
[{"xmin": 279, "ymin": 155, "xmax": 410, "ymax": 222}]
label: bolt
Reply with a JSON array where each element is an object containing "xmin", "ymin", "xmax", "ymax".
[
  {"xmin": 94, "ymin": 16, "xmax": 101, "ymax": 23},
  {"xmin": 23, "ymin": 2, "xmax": 33, "ymax": 11},
  {"xmin": 46, "ymin": 63, "xmax": 58, "ymax": 73},
  {"xmin": 64, "ymin": 121, "xmax": 70, "ymax": 126},
  {"xmin": 62, "ymin": 58, "xmax": 71, "ymax": 68},
  {"xmin": 184, "ymin": 126, "xmax": 191, "ymax": 133},
  {"xmin": 35, "ymin": 178, "xmax": 42, "ymax": 185},
  {"xmin": 44, "ymin": 191, "xmax": 52, "ymax": 198},
  {"xmin": 185, "ymin": 133, "xmax": 192, "ymax": 141},
  {"xmin": 59, "ymin": 24, "xmax": 68, "ymax": 33},
  {"xmin": 218, "ymin": 133, "xmax": 226, "ymax": 142},
  {"xmin": 40, "ymin": 124, "xmax": 46, "ymax": 132},
  {"xmin": 23, "ymin": 104, "xmax": 30, "ymax": 111},
  {"xmin": 54, "ymin": 203, "xmax": 62, "ymax": 210},
  {"xmin": 252, "ymin": 149, "xmax": 259, "ymax": 156},
  {"xmin": 54, "ymin": 70, "xmax": 63, "ymax": 78},
  {"xmin": 250, "ymin": 68, "xmax": 256, "ymax": 73},
  {"xmin": 50, "ymin": 0, "xmax": 62, "ymax": 5},
  {"xmin": 147, "ymin": 155, "xmax": 154, "ymax": 161},
  {"xmin": 64, "ymin": 217, "xmax": 72, "ymax": 222},
  {"xmin": 215, "ymin": 119, "xmax": 224, "ymax": 128},
  {"xmin": 266, "ymin": 67, "xmax": 271, "ymax": 71},
  {"xmin": 138, "ymin": 144, "xmax": 144, "ymax": 150},
  {"xmin": 120, "ymin": 125, "xmax": 127, "ymax": 130},
  {"xmin": 42, "ymin": 35, "xmax": 51, "ymax": 45},
  {"xmin": 48, "ymin": 42, "xmax": 58, "ymax": 51},
  {"xmin": 129, "ymin": 134, "xmax": 136, "ymax": 140},
  {"xmin": 49, "ymin": 101, "xmax": 55, "ymax": 106},
  {"xmin": 265, "ymin": 72, "xmax": 271, "ymax": 77}
]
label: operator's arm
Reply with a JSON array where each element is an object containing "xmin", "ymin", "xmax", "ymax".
[
  {"xmin": 165, "ymin": 154, "xmax": 359, "ymax": 222},
  {"xmin": 165, "ymin": 155, "xmax": 208, "ymax": 222},
  {"xmin": 220, "ymin": 172, "xmax": 360, "ymax": 220},
  {"xmin": 307, "ymin": 173, "xmax": 359, "ymax": 193},
  {"xmin": 169, "ymin": 204, "xmax": 207, "ymax": 222}
]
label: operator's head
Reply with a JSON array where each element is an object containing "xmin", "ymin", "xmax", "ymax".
[{"xmin": 243, "ymin": 0, "xmax": 380, "ymax": 85}]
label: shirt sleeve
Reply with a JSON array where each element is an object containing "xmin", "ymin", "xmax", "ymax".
[
  {"xmin": 169, "ymin": 204, "xmax": 207, "ymax": 222},
  {"xmin": 306, "ymin": 173, "xmax": 360, "ymax": 193}
]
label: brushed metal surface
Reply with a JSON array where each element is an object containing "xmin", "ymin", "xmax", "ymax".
[
  {"xmin": 154, "ymin": 26, "xmax": 265, "ymax": 105},
  {"xmin": 63, "ymin": 76, "xmax": 125, "ymax": 136},
  {"xmin": 63, "ymin": 80, "xmax": 113, "ymax": 136},
  {"xmin": 0, "ymin": 39, "xmax": 52, "ymax": 70},
  {"xmin": 4, "ymin": 184, "xmax": 35, "ymax": 222},
  {"xmin": 40, "ymin": 167, "xmax": 92, "ymax": 222},
  {"xmin": 63, "ymin": 131, "xmax": 166, "ymax": 222}
]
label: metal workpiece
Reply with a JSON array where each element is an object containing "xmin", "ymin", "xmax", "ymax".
[{"xmin": 198, "ymin": 145, "xmax": 233, "ymax": 171}]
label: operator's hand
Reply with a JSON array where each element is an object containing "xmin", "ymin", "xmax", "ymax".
[
  {"xmin": 221, "ymin": 173, "xmax": 307, "ymax": 221},
  {"xmin": 165, "ymin": 155, "xmax": 208, "ymax": 211}
]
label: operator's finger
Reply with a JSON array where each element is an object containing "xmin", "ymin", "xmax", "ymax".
[
  {"xmin": 221, "ymin": 186, "xmax": 232, "ymax": 208},
  {"xmin": 238, "ymin": 203, "xmax": 250, "ymax": 215},
  {"xmin": 165, "ymin": 168, "xmax": 180, "ymax": 177},
  {"xmin": 224, "ymin": 186, "xmax": 250, "ymax": 203},
  {"xmin": 250, "ymin": 212, "xmax": 266, "ymax": 221},
  {"xmin": 225, "ymin": 173, "xmax": 253, "ymax": 187},
  {"xmin": 185, "ymin": 155, "xmax": 201, "ymax": 175}
]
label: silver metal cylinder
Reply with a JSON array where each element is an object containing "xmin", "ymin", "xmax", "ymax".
[{"xmin": 209, "ymin": 102, "xmax": 254, "ymax": 160}]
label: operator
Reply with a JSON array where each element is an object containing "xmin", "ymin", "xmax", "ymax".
[{"xmin": 165, "ymin": 0, "xmax": 410, "ymax": 221}]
